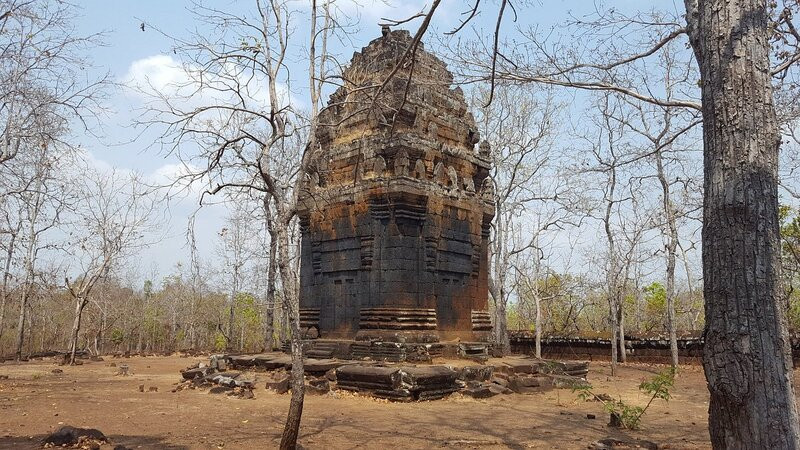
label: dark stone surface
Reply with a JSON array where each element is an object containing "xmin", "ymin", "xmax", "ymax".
[
  {"xmin": 43, "ymin": 426, "xmax": 107, "ymax": 446},
  {"xmin": 297, "ymin": 30, "xmax": 494, "ymax": 343}
]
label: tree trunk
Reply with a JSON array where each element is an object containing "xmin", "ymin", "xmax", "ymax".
[
  {"xmin": 69, "ymin": 297, "xmax": 88, "ymax": 365},
  {"xmin": 0, "ymin": 232, "xmax": 17, "ymax": 342},
  {"xmin": 616, "ymin": 299, "xmax": 626, "ymax": 363},
  {"xmin": 685, "ymin": 0, "xmax": 800, "ymax": 446},
  {"xmin": 534, "ymin": 290, "xmax": 542, "ymax": 359},
  {"xmin": 227, "ymin": 267, "xmax": 238, "ymax": 351},
  {"xmin": 275, "ymin": 222, "xmax": 305, "ymax": 449},
  {"xmin": 14, "ymin": 279, "xmax": 31, "ymax": 360},
  {"xmin": 609, "ymin": 294, "xmax": 618, "ymax": 376},
  {"xmin": 489, "ymin": 281, "xmax": 509, "ymax": 355},
  {"xmin": 265, "ymin": 199, "xmax": 278, "ymax": 351},
  {"xmin": 656, "ymin": 147, "xmax": 681, "ymax": 367}
]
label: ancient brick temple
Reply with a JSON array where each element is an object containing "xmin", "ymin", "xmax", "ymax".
[{"xmin": 297, "ymin": 29, "xmax": 495, "ymax": 344}]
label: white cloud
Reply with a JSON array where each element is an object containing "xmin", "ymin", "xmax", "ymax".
[{"xmin": 121, "ymin": 54, "xmax": 293, "ymax": 113}]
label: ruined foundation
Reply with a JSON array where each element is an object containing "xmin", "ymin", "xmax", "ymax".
[{"xmin": 297, "ymin": 29, "xmax": 495, "ymax": 347}]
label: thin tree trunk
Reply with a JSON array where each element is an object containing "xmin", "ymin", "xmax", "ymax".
[
  {"xmin": 534, "ymin": 290, "xmax": 541, "ymax": 359},
  {"xmin": 69, "ymin": 298, "xmax": 87, "ymax": 365},
  {"xmin": 265, "ymin": 198, "xmax": 278, "ymax": 351},
  {"xmin": 276, "ymin": 223, "xmax": 304, "ymax": 449},
  {"xmin": 0, "ymin": 232, "xmax": 17, "ymax": 342},
  {"xmin": 609, "ymin": 295, "xmax": 618, "ymax": 376},
  {"xmin": 685, "ymin": 0, "xmax": 800, "ymax": 446},
  {"xmin": 15, "ymin": 271, "xmax": 32, "ymax": 360},
  {"xmin": 618, "ymin": 297, "xmax": 625, "ymax": 360},
  {"xmin": 656, "ymin": 147, "xmax": 680, "ymax": 367},
  {"xmin": 227, "ymin": 268, "xmax": 238, "ymax": 351}
]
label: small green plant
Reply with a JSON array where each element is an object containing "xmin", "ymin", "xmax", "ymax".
[
  {"xmin": 574, "ymin": 367, "xmax": 676, "ymax": 430},
  {"xmin": 213, "ymin": 331, "xmax": 227, "ymax": 352}
]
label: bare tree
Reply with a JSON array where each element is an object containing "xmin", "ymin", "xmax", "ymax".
[
  {"xmin": 215, "ymin": 201, "xmax": 257, "ymax": 350},
  {"xmin": 431, "ymin": 1, "xmax": 800, "ymax": 444},
  {"xmin": 469, "ymin": 84, "xmax": 566, "ymax": 355},
  {"xmin": 12, "ymin": 143, "xmax": 70, "ymax": 360},
  {"xmin": 134, "ymin": 1, "xmax": 348, "ymax": 445},
  {"xmin": 64, "ymin": 169, "xmax": 157, "ymax": 365},
  {"xmin": 0, "ymin": 0, "xmax": 107, "ymax": 165}
]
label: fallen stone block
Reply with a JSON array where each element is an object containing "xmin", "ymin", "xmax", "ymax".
[
  {"xmin": 306, "ymin": 378, "xmax": 330, "ymax": 395},
  {"xmin": 181, "ymin": 367, "xmax": 210, "ymax": 380},
  {"xmin": 457, "ymin": 365, "xmax": 494, "ymax": 382},
  {"xmin": 304, "ymin": 358, "xmax": 343, "ymax": 374},
  {"xmin": 489, "ymin": 376, "xmax": 509, "ymax": 388},
  {"xmin": 488, "ymin": 384, "xmax": 513, "ymax": 395},
  {"xmin": 266, "ymin": 375, "xmax": 290, "ymax": 394},
  {"xmin": 508, "ymin": 375, "xmax": 552, "ymax": 394},
  {"xmin": 43, "ymin": 426, "xmax": 107, "ymax": 447},
  {"xmin": 550, "ymin": 374, "xmax": 590, "ymax": 389},
  {"xmin": 461, "ymin": 384, "xmax": 495, "ymax": 399}
]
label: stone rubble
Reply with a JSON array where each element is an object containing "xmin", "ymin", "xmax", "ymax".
[{"xmin": 175, "ymin": 352, "xmax": 590, "ymax": 402}]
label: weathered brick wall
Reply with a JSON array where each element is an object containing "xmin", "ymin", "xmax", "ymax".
[{"xmin": 297, "ymin": 30, "xmax": 495, "ymax": 343}]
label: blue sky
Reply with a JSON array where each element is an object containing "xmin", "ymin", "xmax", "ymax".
[{"xmin": 67, "ymin": 0, "xmax": 687, "ymax": 283}]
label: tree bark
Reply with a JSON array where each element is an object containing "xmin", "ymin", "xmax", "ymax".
[
  {"xmin": 609, "ymin": 294, "xmax": 618, "ymax": 376},
  {"xmin": 0, "ymin": 231, "xmax": 16, "ymax": 343},
  {"xmin": 264, "ymin": 197, "xmax": 278, "ymax": 351},
  {"xmin": 534, "ymin": 289, "xmax": 542, "ymax": 359},
  {"xmin": 617, "ymin": 300, "xmax": 626, "ymax": 364},
  {"xmin": 655, "ymin": 146, "xmax": 681, "ymax": 367},
  {"xmin": 69, "ymin": 298, "xmax": 88, "ymax": 365},
  {"xmin": 685, "ymin": 0, "xmax": 800, "ymax": 446},
  {"xmin": 275, "ymin": 223, "xmax": 305, "ymax": 449}
]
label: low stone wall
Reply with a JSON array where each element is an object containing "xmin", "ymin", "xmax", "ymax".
[{"xmin": 509, "ymin": 332, "xmax": 800, "ymax": 365}]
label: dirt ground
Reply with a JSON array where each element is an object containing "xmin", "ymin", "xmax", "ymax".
[{"xmin": 0, "ymin": 354, "xmax": 742, "ymax": 449}]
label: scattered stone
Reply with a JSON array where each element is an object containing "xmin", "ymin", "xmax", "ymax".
[
  {"xmin": 590, "ymin": 438, "xmax": 658, "ymax": 450},
  {"xmin": 51, "ymin": 369, "xmax": 63, "ymax": 374},
  {"xmin": 181, "ymin": 366, "xmax": 210, "ymax": 380},
  {"xmin": 336, "ymin": 364, "xmax": 459, "ymax": 401},
  {"xmin": 42, "ymin": 425, "xmax": 107, "ymax": 447},
  {"xmin": 487, "ymin": 384, "xmax": 513, "ymax": 395},
  {"xmin": 209, "ymin": 355, "xmax": 228, "ymax": 371},
  {"xmin": 138, "ymin": 385, "xmax": 144, "ymax": 393},
  {"xmin": 587, "ymin": 414, "xmax": 596, "ymax": 420},
  {"xmin": 238, "ymin": 388, "xmax": 255, "ymax": 399},
  {"xmin": 325, "ymin": 368, "xmax": 337, "ymax": 382},
  {"xmin": 306, "ymin": 378, "xmax": 330, "ymax": 395},
  {"xmin": 550, "ymin": 374, "xmax": 590, "ymax": 390},
  {"xmin": 457, "ymin": 365, "xmax": 494, "ymax": 382},
  {"xmin": 461, "ymin": 384, "xmax": 495, "ymax": 399},
  {"xmin": 508, "ymin": 375, "xmax": 552, "ymax": 394},
  {"xmin": 148, "ymin": 386, "xmax": 158, "ymax": 392},
  {"xmin": 0, "ymin": 374, "xmax": 8, "ymax": 380},
  {"xmin": 265, "ymin": 374, "xmax": 290, "ymax": 394},
  {"xmin": 209, "ymin": 386, "xmax": 232, "ymax": 394},
  {"xmin": 109, "ymin": 362, "xmax": 117, "ymax": 368},
  {"xmin": 489, "ymin": 376, "xmax": 509, "ymax": 388}
]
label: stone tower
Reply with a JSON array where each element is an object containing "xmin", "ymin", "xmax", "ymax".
[{"xmin": 297, "ymin": 30, "xmax": 495, "ymax": 343}]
